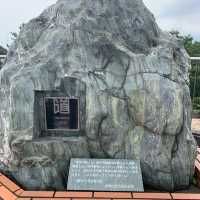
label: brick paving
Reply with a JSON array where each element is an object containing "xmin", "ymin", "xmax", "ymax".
[
  {"xmin": 0, "ymin": 149, "xmax": 200, "ymax": 200},
  {"xmin": 192, "ymin": 119, "xmax": 200, "ymax": 132}
]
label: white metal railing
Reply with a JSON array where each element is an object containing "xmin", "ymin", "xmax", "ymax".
[
  {"xmin": 190, "ymin": 57, "xmax": 200, "ymax": 115},
  {"xmin": 191, "ymin": 57, "xmax": 200, "ymax": 61}
]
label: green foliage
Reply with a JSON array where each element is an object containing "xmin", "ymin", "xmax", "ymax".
[
  {"xmin": 190, "ymin": 65, "xmax": 200, "ymax": 99},
  {"xmin": 170, "ymin": 31, "xmax": 200, "ymax": 57},
  {"xmin": 171, "ymin": 31, "xmax": 200, "ymax": 111},
  {"xmin": 182, "ymin": 34, "xmax": 200, "ymax": 112},
  {"xmin": 184, "ymin": 35, "xmax": 200, "ymax": 110},
  {"xmin": 193, "ymin": 175, "xmax": 197, "ymax": 186},
  {"xmin": 193, "ymin": 97, "xmax": 200, "ymax": 110},
  {"xmin": 184, "ymin": 35, "xmax": 200, "ymax": 57}
]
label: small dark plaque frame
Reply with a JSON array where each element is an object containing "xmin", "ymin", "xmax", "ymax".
[
  {"xmin": 33, "ymin": 77, "xmax": 86, "ymax": 138},
  {"xmin": 44, "ymin": 97, "xmax": 80, "ymax": 131}
]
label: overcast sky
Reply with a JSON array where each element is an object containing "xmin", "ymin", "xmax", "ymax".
[{"xmin": 0, "ymin": 0, "xmax": 200, "ymax": 48}]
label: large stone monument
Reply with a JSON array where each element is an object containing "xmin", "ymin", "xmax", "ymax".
[{"xmin": 0, "ymin": 0, "xmax": 197, "ymax": 191}]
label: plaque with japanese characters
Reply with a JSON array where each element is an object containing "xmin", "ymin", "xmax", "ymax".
[
  {"xmin": 45, "ymin": 97, "xmax": 79, "ymax": 130},
  {"xmin": 67, "ymin": 159, "xmax": 144, "ymax": 192}
]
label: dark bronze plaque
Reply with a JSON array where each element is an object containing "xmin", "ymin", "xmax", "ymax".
[{"xmin": 45, "ymin": 97, "xmax": 79, "ymax": 130}]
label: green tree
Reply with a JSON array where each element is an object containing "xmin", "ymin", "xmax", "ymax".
[
  {"xmin": 183, "ymin": 35, "xmax": 200, "ymax": 57},
  {"xmin": 171, "ymin": 31, "xmax": 200, "ymax": 111},
  {"xmin": 183, "ymin": 35, "xmax": 200, "ymax": 111}
]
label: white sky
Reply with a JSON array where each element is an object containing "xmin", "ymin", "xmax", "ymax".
[{"xmin": 0, "ymin": 0, "xmax": 200, "ymax": 48}]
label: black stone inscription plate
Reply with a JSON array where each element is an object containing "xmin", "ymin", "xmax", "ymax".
[
  {"xmin": 67, "ymin": 159, "xmax": 144, "ymax": 192},
  {"xmin": 45, "ymin": 97, "xmax": 79, "ymax": 130}
]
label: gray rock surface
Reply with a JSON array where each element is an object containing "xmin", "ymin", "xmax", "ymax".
[
  {"xmin": 0, "ymin": 0, "xmax": 197, "ymax": 191},
  {"xmin": 11, "ymin": 137, "xmax": 89, "ymax": 190}
]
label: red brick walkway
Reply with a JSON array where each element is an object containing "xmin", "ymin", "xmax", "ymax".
[
  {"xmin": 0, "ymin": 149, "xmax": 200, "ymax": 200},
  {"xmin": 192, "ymin": 119, "xmax": 200, "ymax": 132}
]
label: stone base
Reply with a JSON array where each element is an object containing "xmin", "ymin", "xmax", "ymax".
[{"xmin": 11, "ymin": 137, "xmax": 90, "ymax": 190}]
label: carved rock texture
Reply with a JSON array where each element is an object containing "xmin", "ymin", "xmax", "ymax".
[{"xmin": 0, "ymin": 0, "xmax": 196, "ymax": 191}]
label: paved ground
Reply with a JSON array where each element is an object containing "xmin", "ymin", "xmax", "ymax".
[
  {"xmin": 145, "ymin": 185, "xmax": 200, "ymax": 194},
  {"xmin": 192, "ymin": 118, "xmax": 200, "ymax": 132}
]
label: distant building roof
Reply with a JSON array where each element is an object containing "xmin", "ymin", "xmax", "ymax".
[{"xmin": 0, "ymin": 45, "xmax": 7, "ymax": 55}]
